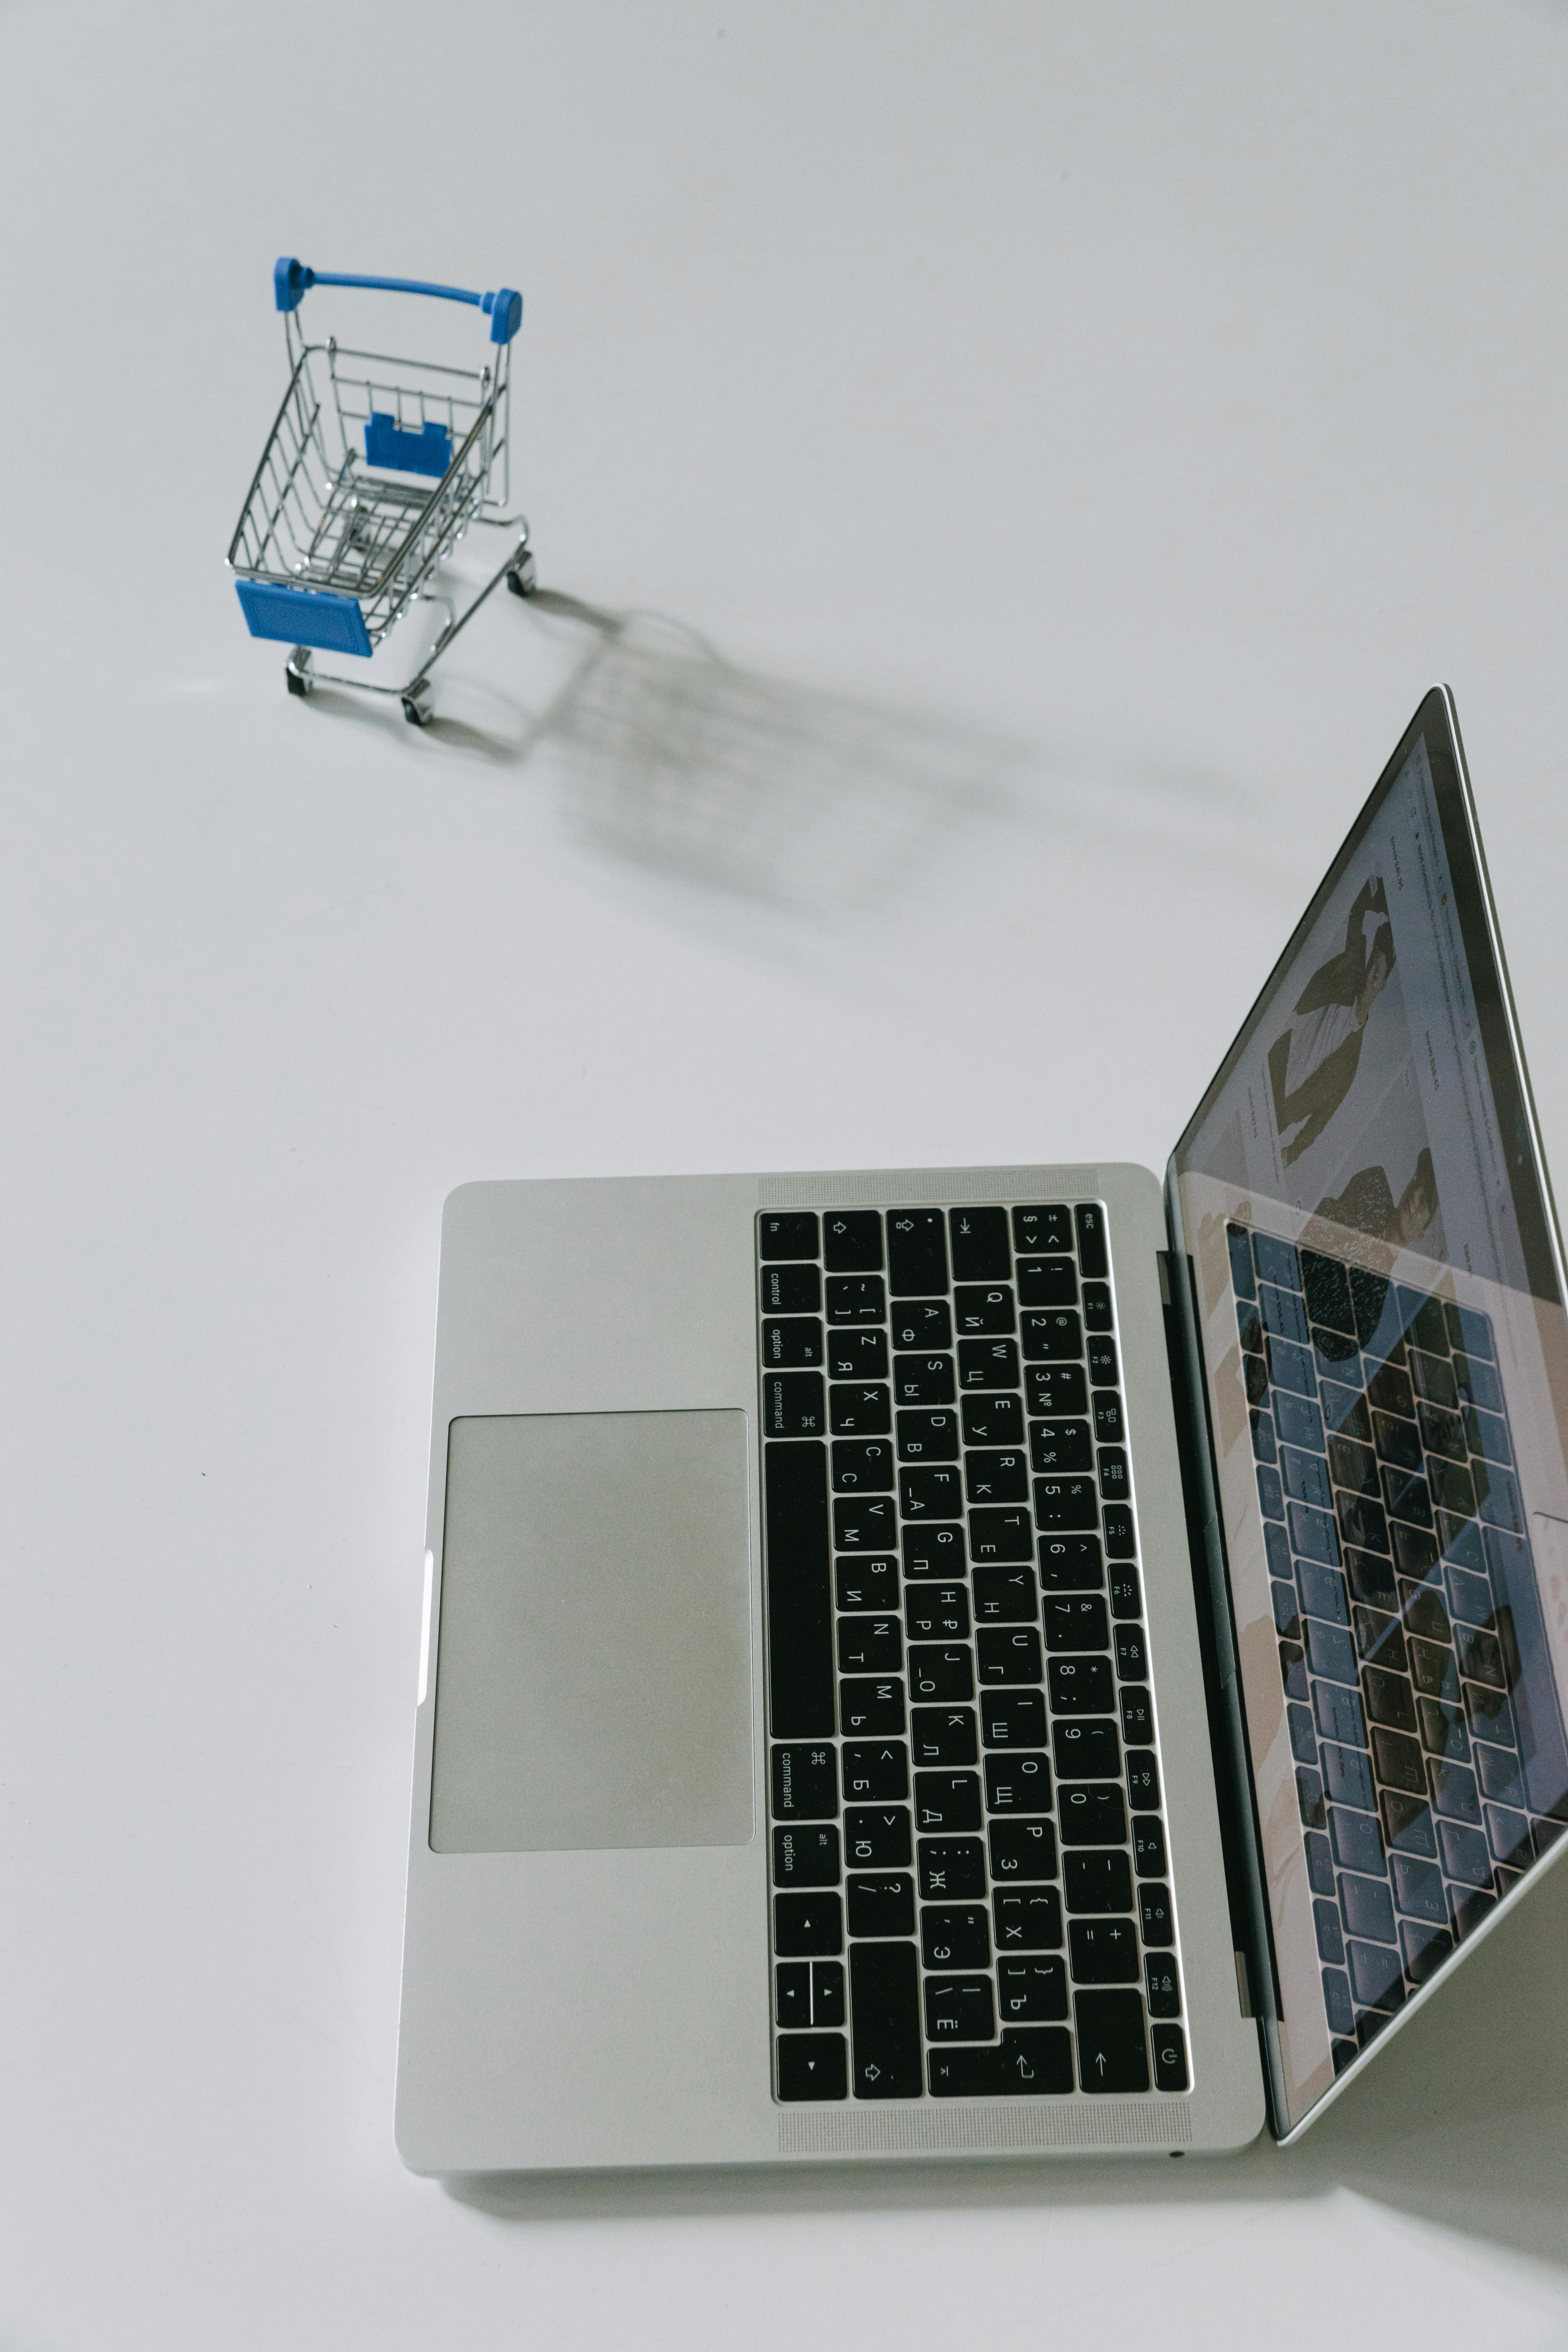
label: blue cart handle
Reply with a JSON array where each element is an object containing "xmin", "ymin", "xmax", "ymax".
[{"xmin": 273, "ymin": 257, "xmax": 522, "ymax": 344}]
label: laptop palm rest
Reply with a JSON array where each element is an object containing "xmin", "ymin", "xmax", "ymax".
[{"xmin": 428, "ymin": 1410, "xmax": 754, "ymax": 1854}]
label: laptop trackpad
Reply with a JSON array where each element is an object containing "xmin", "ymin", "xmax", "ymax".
[{"xmin": 428, "ymin": 1410, "xmax": 754, "ymax": 1854}]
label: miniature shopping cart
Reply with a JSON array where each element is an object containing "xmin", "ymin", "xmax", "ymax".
[{"xmin": 227, "ymin": 257, "xmax": 535, "ymax": 724}]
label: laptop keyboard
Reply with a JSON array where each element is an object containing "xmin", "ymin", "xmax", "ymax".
[
  {"xmin": 1231, "ymin": 1223, "xmax": 1566, "ymax": 2072},
  {"xmin": 758, "ymin": 1199, "xmax": 1186, "ymax": 2104}
]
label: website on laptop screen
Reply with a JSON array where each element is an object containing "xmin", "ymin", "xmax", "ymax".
[{"xmin": 1171, "ymin": 692, "xmax": 1568, "ymax": 2133}]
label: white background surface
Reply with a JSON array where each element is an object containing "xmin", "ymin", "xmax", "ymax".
[{"xmin": 3, "ymin": 3, "xmax": 1568, "ymax": 2344}]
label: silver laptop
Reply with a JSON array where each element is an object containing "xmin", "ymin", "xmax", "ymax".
[{"xmin": 394, "ymin": 686, "xmax": 1568, "ymax": 2170}]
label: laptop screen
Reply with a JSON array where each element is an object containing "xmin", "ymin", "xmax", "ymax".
[{"xmin": 1169, "ymin": 687, "xmax": 1568, "ymax": 2135}]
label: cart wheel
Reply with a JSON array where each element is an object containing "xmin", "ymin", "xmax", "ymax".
[
  {"xmin": 402, "ymin": 690, "xmax": 433, "ymax": 727},
  {"xmin": 506, "ymin": 554, "xmax": 537, "ymax": 598},
  {"xmin": 285, "ymin": 648, "xmax": 315, "ymax": 699}
]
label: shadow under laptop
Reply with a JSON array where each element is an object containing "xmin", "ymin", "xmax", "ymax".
[{"xmin": 444, "ymin": 1850, "xmax": 1568, "ymax": 2275}]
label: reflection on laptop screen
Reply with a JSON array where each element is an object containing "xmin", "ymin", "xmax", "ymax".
[{"xmin": 1171, "ymin": 690, "xmax": 1568, "ymax": 2133}]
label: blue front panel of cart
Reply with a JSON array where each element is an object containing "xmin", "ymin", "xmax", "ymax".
[
  {"xmin": 364, "ymin": 413, "xmax": 452, "ymax": 476},
  {"xmin": 235, "ymin": 579, "xmax": 374, "ymax": 657}
]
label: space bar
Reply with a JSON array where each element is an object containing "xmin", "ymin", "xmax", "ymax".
[{"xmin": 763, "ymin": 1440, "xmax": 835, "ymax": 1738}]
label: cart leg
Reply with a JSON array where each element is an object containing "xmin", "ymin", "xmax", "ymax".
[
  {"xmin": 506, "ymin": 551, "xmax": 537, "ymax": 598},
  {"xmin": 285, "ymin": 646, "xmax": 315, "ymax": 699},
  {"xmin": 401, "ymin": 678, "xmax": 434, "ymax": 727}
]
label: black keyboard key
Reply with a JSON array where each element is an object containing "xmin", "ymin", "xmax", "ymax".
[
  {"xmin": 924, "ymin": 1973, "xmax": 996, "ymax": 2042},
  {"xmin": 1014, "ymin": 1203, "xmax": 1072, "ymax": 1255},
  {"xmin": 1074, "ymin": 1988, "xmax": 1149, "ymax": 2089},
  {"xmin": 910, "ymin": 1706, "xmax": 978, "ymax": 1766},
  {"xmin": 1115, "ymin": 1624, "xmax": 1149, "ymax": 1679},
  {"xmin": 1064, "ymin": 1850, "xmax": 1133, "ymax": 1912},
  {"xmin": 773, "ymin": 1823, "xmax": 842, "ymax": 1888},
  {"xmin": 997, "ymin": 1956, "xmax": 1069, "ymax": 2022},
  {"xmin": 1022, "ymin": 1311, "xmax": 1083, "ymax": 1362},
  {"xmin": 763, "ymin": 1317, "xmax": 824, "ymax": 1368},
  {"xmin": 1049, "ymin": 1656, "xmax": 1116, "ymax": 1714},
  {"xmin": 909, "ymin": 1644, "xmax": 974, "ymax": 1701},
  {"xmin": 777, "ymin": 2031, "xmax": 847, "ymax": 2100},
  {"xmin": 1145, "ymin": 1953, "xmax": 1182, "ymax": 2018},
  {"xmin": 901, "ymin": 1464, "xmax": 965, "ymax": 1518},
  {"xmin": 894, "ymin": 1352, "xmax": 955, "ymax": 1405},
  {"xmin": 903, "ymin": 1522, "xmax": 967, "ymax": 1578},
  {"xmin": 888, "ymin": 1210, "xmax": 949, "ymax": 1298},
  {"xmin": 1035, "ymin": 1475, "xmax": 1099, "ymax": 1534},
  {"xmin": 764, "ymin": 1441, "xmax": 835, "ymax": 1738},
  {"xmin": 977, "ymin": 1627, "xmax": 1044, "ymax": 1683},
  {"xmin": 892, "ymin": 1299, "xmax": 952, "ymax": 1350},
  {"xmin": 762, "ymin": 1262, "xmax": 821, "ymax": 1315},
  {"xmin": 1029, "ymin": 1419, "xmax": 1094, "ymax": 1473},
  {"xmin": 905, "ymin": 1584, "xmax": 971, "ymax": 1643},
  {"xmin": 1092, "ymin": 1390, "xmax": 1124, "ymax": 1443},
  {"xmin": 1108, "ymin": 1562, "xmax": 1143, "ymax": 1619},
  {"xmin": 929, "ymin": 2044, "xmax": 1005, "ymax": 2095},
  {"xmin": 826, "ymin": 1275, "xmax": 886, "ymax": 1326},
  {"xmin": 1098, "ymin": 1448, "xmax": 1130, "ymax": 1504},
  {"xmin": 920, "ymin": 1904, "xmax": 991, "ymax": 1966},
  {"xmin": 845, "ymin": 1807, "xmax": 913, "ymax": 1867},
  {"xmin": 969, "ymin": 1507, "xmax": 1035, "ymax": 1563},
  {"xmin": 961, "ymin": 1392, "xmax": 1024, "ymax": 1446},
  {"xmin": 1059, "ymin": 1784, "xmax": 1127, "ymax": 1846},
  {"xmin": 839, "ymin": 1676, "xmax": 906, "ymax": 1736},
  {"xmin": 971, "ymin": 1568, "xmax": 1038, "ymax": 1627},
  {"xmin": 835, "ymin": 1615, "xmax": 902, "ymax": 1674},
  {"xmin": 1152, "ymin": 2021, "xmax": 1189, "ymax": 2091},
  {"xmin": 831, "ymin": 1438, "xmax": 895, "ymax": 1493},
  {"xmin": 761, "ymin": 1212, "xmax": 820, "ymax": 1261},
  {"xmin": 1074, "ymin": 1203, "xmax": 1109, "ymax": 1278},
  {"xmin": 914, "ymin": 1771, "xmax": 982, "ymax": 1831},
  {"xmin": 1002, "ymin": 2025, "xmax": 1076, "ymax": 2092},
  {"xmin": 1069, "ymin": 1918, "xmax": 1141, "ymax": 1984},
  {"xmin": 828, "ymin": 1328, "xmax": 889, "ymax": 1380},
  {"xmin": 1026, "ymin": 1362, "xmax": 1088, "ymax": 1418},
  {"xmin": 833, "ymin": 1493, "xmax": 895, "ymax": 1550},
  {"xmin": 1052, "ymin": 1718, "xmax": 1120, "ymax": 1777},
  {"xmin": 829, "ymin": 1382, "xmax": 892, "ymax": 1436},
  {"xmin": 897, "ymin": 1407, "xmax": 961, "ymax": 1461},
  {"xmin": 949, "ymin": 1205, "xmax": 1012, "ymax": 1281},
  {"xmin": 1017, "ymin": 1256, "xmax": 1078, "ymax": 1309},
  {"xmin": 980, "ymin": 1689, "xmax": 1048, "ymax": 1749},
  {"xmin": 965, "ymin": 1448, "xmax": 1030, "ymax": 1504},
  {"xmin": 1087, "ymin": 1335, "xmax": 1120, "ymax": 1387},
  {"xmin": 1120, "ymin": 1686, "xmax": 1155, "ymax": 1745},
  {"xmin": 955, "ymin": 1284, "xmax": 1016, "ymax": 1336},
  {"xmin": 776, "ymin": 1961, "xmax": 811, "ymax": 2027},
  {"xmin": 957, "ymin": 1337, "xmax": 1022, "ymax": 1390},
  {"xmin": 835, "ymin": 1555, "xmax": 898, "ymax": 1612},
  {"xmin": 823, "ymin": 1211, "xmax": 884, "ymax": 1272},
  {"xmin": 812, "ymin": 1960, "xmax": 846, "ymax": 2026},
  {"xmin": 988, "ymin": 1817, "xmax": 1058, "ymax": 1880},
  {"xmin": 848, "ymin": 1941, "xmax": 923, "ymax": 2097},
  {"xmin": 764, "ymin": 1371, "xmax": 827, "ymax": 1437},
  {"xmin": 985, "ymin": 1751, "xmax": 1051, "ymax": 1812},
  {"xmin": 1044, "ymin": 1593, "xmax": 1110, "ymax": 1651},
  {"xmin": 1124, "ymin": 1749, "xmax": 1160, "ymax": 1807},
  {"xmin": 1138, "ymin": 1883, "xmax": 1175, "ymax": 1946},
  {"xmin": 771, "ymin": 1742, "xmax": 839, "ymax": 1821},
  {"xmin": 842, "ymin": 1741, "xmax": 909, "ymax": 1801},
  {"xmin": 994, "ymin": 1887, "xmax": 1064, "ymax": 1950},
  {"xmin": 1131, "ymin": 1816, "xmax": 1167, "ymax": 1877},
  {"xmin": 1040, "ymin": 1533, "xmax": 1105, "ymax": 1590},
  {"xmin": 1102, "ymin": 1504, "xmax": 1137, "ymax": 1560},
  {"xmin": 918, "ymin": 1837, "xmax": 987, "ymax": 1897},
  {"xmin": 775, "ymin": 1892, "xmax": 844, "ymax": 1955},
  {"xmin": 846, "ymin": 1872, "xmax": 915, "ymax": 1938},
  {"xmin": 1082, "ymin": 1282, "xmax": 1115, "ymax": 1335}
]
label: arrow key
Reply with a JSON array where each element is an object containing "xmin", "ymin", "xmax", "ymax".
[{"xmin": 776, "ymin": 2031, "xmax": 848, "ymax": 2101}]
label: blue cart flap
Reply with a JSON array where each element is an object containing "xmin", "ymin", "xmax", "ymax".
[
  {"xmin": 235, "ymin": 579, "xmax": 373, "ymax": 657},
  {"xmin": 364, "ymin": 413, "xmax": 453, "ymax": 477}
]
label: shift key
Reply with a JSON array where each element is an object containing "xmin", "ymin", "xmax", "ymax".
[{"xmin": 849, "ymin": 1941, "xmax": 924, "ymax": 2098}]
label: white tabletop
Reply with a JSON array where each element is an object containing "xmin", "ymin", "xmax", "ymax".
[{"xmin": 5, "ymin": 3, "xmax": 1568, "ymax": 2343}]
